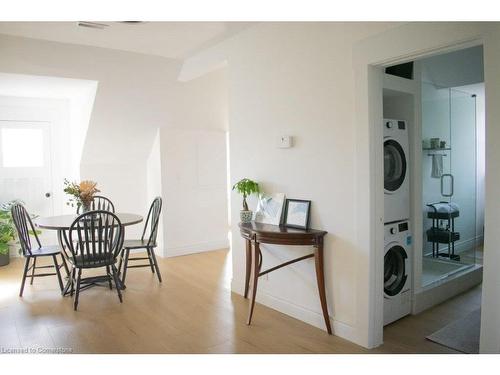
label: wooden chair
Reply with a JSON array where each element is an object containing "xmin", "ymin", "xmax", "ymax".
[
  {"xmin": 64, "ymin": 210, "xmax": 124, "ymax": 310},
  {"xmin": 76, "ymin": 195, "xmax": 115, "ymax": 213},
  {"xmin": 11, "ymin": 203, "xmax": 68, "ymax": 297},
  {"xmin": 119, "ymin": 197, "xmax": 162, "ymax": 285}
]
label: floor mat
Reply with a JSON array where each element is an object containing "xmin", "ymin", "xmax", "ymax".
[{"xmin": 426, "ymin": 309, "xmax": 481, "ymax": 354}]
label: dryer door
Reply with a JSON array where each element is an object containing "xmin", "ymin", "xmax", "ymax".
[
  {"xmin": 384, "ymin": 138, "xmax": 407, "ymax": 193},
  {"xmin": 384, "ymin": 244, "xmax": 408, "ymax": 296}
]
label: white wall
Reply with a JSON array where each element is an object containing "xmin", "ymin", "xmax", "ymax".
[
  {"xmin": 160, "ymin": 128, "xmax": 229, "ymax": 257},
  {"xmin": 480, "ymin": 23, "xmax": 500, "ymax": 353},
  {"xmin": 0, "ymin": 33, "xmax": 180, "ymax": 239},
  {"xmin": 0, "ymin": 33, "xmax": 229, "ymax": 250},
  {"xmin": 158, "ymin": 68, "xmax": 229, "ymax": 257},
  {"xmin": 0, "ymin": 73, "xmax": 97, "ymax": 184},
  {"xmin": 182, "ymin": 22, "xmax": 402, "ymax": 345},
  {"xmin": 146, "ymin": 128, "xmax": 164, "ymax": 253},
  {"xmin": 183, "ymin": 21, "xmax": 500, "ymax": 351}
]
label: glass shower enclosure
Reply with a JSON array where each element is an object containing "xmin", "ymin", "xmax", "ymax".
[{"xmin": 421, "ymin": 82, "xmax": 479, "ymax": 287}]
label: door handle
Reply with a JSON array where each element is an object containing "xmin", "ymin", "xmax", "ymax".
[
  {"xmin": 45, "ymin": 192, "xmax": 51, "ymax": 198},
  {"xmin": 440, "ymin": 174, "xmax": 454, "ymax": 197}
]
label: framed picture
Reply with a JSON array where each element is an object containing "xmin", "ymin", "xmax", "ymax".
[
  {"xmin": 254, "ymin": 193, "xmax": 286, "ymax": 225},
  {"xmin": 283, "ymin": 199, "xmax": 311, "ymax": 229}
]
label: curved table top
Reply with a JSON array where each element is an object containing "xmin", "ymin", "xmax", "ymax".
[
  {"xmin": 239, "ymin": 222, "xmax": 327, "ymax": 245},
  {"xmin": 35, "ymin": 213, "xmax": 143, "ymax": 230}
]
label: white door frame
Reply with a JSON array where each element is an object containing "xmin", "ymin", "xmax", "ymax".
[{"xmin": 353, "ymin": 23, "xmax": 488, "ymax": 349}]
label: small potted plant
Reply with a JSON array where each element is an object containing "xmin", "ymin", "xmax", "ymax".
[
  {"xmin": 0, "ymin": 212, "xmax": 15, "ymax": 266},
  {"xmin": 0, "ymin": 200, "xmax": 24, "ymax": 266},
  {"xmin": 232, "ymin": 178, "xmax": 260, "ymax": 223},
  {"xmin": 64, "ymin": 179, "xmax": 100, "ymax": 213}
]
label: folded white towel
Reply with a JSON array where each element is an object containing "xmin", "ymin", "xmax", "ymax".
[
  {"xmin": 430, "ymin": 202, "xmax": 459, "ymax": 213},
  {"xmin": 431, "ymin": 154, "xmax": 443, "ymax": 178}
]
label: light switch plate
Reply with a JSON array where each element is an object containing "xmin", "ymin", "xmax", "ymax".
[{"xmin": 277, "ymin": 135, "xmax": 293, "ymax": 148}]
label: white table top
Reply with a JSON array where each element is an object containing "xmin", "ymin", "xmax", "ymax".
[{"xmin": 35, "ymin": 213, "xmax": 143, "ymax": 230}]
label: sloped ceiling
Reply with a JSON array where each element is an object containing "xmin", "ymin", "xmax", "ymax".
[{"xmin": 0, "ymin": 22, "xmax": 254, "ymax": 59}]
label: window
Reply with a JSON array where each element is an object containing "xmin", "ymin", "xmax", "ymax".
[{"xmin": 1, "ymin": 128, "xmax": 44, "ymax": 167}]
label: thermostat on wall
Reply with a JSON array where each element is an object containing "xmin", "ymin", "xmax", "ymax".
[{"xmin": 277, "ymin": 135, "xmax": 293, "ymax": 148}]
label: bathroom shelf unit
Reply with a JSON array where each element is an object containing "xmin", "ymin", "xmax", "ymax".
[{"xmin": 426, "ymin": 202, "xmax": 460, "ymax": 261}]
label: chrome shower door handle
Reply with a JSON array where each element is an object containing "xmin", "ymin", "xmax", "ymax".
[{"xmin": 441, "ymin": 173, "xmax": 454, "ymax": 197}]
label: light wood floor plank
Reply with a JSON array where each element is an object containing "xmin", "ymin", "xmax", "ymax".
[{"xmin": 0, "ymin": 249, "xmax": 481, "ymax": 353}]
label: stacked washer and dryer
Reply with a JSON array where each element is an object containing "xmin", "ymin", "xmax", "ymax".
[{"xmin": 383, "ymin": 119, "xmax": 412, "ymax": 326}]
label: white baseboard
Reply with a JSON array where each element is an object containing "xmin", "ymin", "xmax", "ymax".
[
  {"xmin": 9, "ymin": 246, "xmax": 20, "ymax": 257},
  {"xmin": 165, "ymin": 239, "xmax": 229, "ymax": 258},
  {"xmin": 231, "ymin": 279, "xmax": 359, "ymax": 346}
]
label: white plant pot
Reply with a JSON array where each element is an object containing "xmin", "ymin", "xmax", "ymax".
[{"xmin": 240, "ymin": 210, "xmax": 253, "ymax": 223}]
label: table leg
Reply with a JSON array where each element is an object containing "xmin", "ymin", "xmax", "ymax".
[
  {"xmin": 314, "ymin": 242, "xmax": 332, "ymax": 334},
  {"xmin": 244, "ymin": 239, "xmax": 252, "ymax": 299},
  {"xmin": 247, "ymin": 241, "xmax": 261, "ymax": 325}
]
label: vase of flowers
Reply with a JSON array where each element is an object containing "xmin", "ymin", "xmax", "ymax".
[
  {"xmin": 64, "ymin": 179, "xmax": 100, "ymax": 213},
  {"xmin": 232, "ymin": 178, "xmax": 260, "ymax": 223}
]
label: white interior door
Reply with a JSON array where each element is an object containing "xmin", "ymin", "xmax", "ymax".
[{"xmin": 0, "ymin": 120, "xmax": 54, "ymax": 223}]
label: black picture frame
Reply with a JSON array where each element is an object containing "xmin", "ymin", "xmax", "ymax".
[{"xmin": 283, "ymin": 199, "xmax": 311, "ymax": 230}]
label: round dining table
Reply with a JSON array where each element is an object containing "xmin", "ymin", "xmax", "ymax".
[
  {"xmin": 35, "ymin": 213, "xmax": 143, "ymax": 294},
  {"xmin": 35, "ymin": 213, "xmax": 143, "ymax": 230}
]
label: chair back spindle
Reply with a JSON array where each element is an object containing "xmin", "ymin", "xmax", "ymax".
[
  {"xmin": 66, "ymin": 211, "xmax": 123, "ymax": 268},
  {"xmin": 141, "ymin": 197, "xmax": 162, "ymax": 247},
  {"xmin": 11, "ymin": 203, "xmax": 41, "ymax": 256},
  {"xmin": 77, "ymin": 196, "xmax": 115, "ymax": 214}
]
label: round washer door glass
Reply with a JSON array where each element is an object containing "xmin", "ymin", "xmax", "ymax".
[
  {"xmin": 384, "ymin": 139, "xmax": 407, "ymax": 192},
  {"xmin": 384, "ymin": 245, "xmax": 408, "ymax": 296}
]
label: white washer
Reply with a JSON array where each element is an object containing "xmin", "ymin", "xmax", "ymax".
[
  {"xmin": 384, "ymin": 118, "xmax": 410, "ymax": 224},
  {"xmin": 384, "ymin": 220, "xmax": 412, "ymax": 326}
]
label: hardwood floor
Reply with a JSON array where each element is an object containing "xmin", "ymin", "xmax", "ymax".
[{"xmin": 0, "ymin": 249, "xmax": 481, "ymax": 354}]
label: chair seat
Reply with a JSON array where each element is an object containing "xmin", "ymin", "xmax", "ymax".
[
  {"xmin": 70, "ymin": 253, "xmax": 116, "ymax": 268},
  {"xmin": 29, "ymin": 245, "xmax": 62, "ymax": 257},
  {"xmin": 123, "ymin": 239, "xmax": 156, "ymax": 249}
]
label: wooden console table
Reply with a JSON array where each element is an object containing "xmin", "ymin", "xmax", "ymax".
[{"xmin": 239, "ymin": 222, "xmax": 332, "ymax": 334}]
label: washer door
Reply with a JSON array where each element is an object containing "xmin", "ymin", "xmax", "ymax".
[
  {"xmin": 384, "ymin": 244, "xmax": 408, "ymax": 297},
  {"xmin": 384, "ymin": 139, "xmax": 407, "ymax": 192}
]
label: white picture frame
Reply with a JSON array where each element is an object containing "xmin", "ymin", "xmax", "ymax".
[{"xmin": 254, "ymin": 193, "xmax": 286, "ymax": 225}]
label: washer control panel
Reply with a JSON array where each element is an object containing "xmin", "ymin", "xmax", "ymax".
[{"xmin": 385, "ymin": 220, "xmax": 411, "ymax": 240}]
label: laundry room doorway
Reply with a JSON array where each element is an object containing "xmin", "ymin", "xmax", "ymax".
[
  {"xmin": 350, "ymin": 23, "xmax": 500, "ymax": 351},
  {"xmin": 380, "ymin": 44, "xmax": 485, "ymax": 351}
]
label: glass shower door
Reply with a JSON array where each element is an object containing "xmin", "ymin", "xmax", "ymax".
[
  {"xmin": 421, "ymin": 83, "xmax": 477, "ymax": 287},
  {"xmin": 448, "ymin": 89, "xmax": 477, "ymax": 266}
]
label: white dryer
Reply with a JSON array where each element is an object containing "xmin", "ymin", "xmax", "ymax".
[
  {"xmin": 384, "ymin": 220, "xmax": 412, "ymax": 326},
  {"xmin": 384, "ymin": 118, "xmax": 410, "ymax": 224}
]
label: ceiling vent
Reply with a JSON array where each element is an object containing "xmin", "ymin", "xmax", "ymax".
[{"xmin": 77, "ymin": 21, "xmax": 110, "ymax": 29}]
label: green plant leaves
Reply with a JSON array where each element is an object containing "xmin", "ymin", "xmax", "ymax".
[
  {"xmin": 232, "ymin": 178, "xmax": 260, "ymax": 197},
  {"xmin": 0, "ymin": 242, "xmax": 8, "ymax": 255}
]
